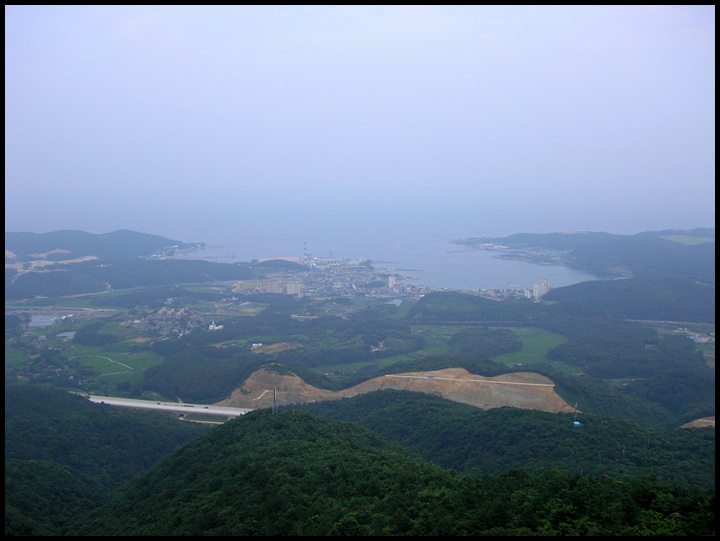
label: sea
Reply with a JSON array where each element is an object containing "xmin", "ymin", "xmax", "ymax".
[{"xmin": 178, "ymin": 234, "xmax": 599, "ymax": 292}]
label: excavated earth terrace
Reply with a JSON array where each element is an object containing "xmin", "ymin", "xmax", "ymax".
[{"xmin": 216, "ymin": 367, "xmax": 576, "ymax": 414}]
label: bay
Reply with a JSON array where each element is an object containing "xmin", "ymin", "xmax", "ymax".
[{"xmin": 179, "ymin": 236, "xmax": 599, "ymax": 292}]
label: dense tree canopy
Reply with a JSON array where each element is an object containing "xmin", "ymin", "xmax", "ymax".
[
  {"xmin": 75, "ymin": 410, "xmax": 715, "ymax": 536},
  {"xmin": 301, "ymin": 390, "xmax": 715, "ymax": 489},
  {"xmin": 5, "ymin": 386, "xmax": 210, "ymax": 535}
]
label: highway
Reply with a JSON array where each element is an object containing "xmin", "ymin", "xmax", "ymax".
[{"xmin": 85, "ymin": 395, "xmax": 253, "ymax": 418}]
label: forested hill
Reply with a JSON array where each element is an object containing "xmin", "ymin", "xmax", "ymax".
[
  {"xmin": 4, "ymin": 230, "xmax": 262, "ymax": 299},
  {"xmin": 299, "ymin": 390, "xmax": 715, "ymax": 489},
  {"xmin": 5, "ymin": 229, "xmax": 191, "ymax": 260},
  {"xmin": 76, "ymin": 409, "xmax": 714, "ymax": 536},
  {"xmin": 5, "ymin": 258, "xmax": 257, "ymax": 299},
  {"xmin": 5, "ymin": 386, "xmax": 210, "ymax": 536},
  {"xmin": 453, "ymin": 228, "xmax": 715, "ymax": 283},
  {"xmin": 543, "ymin": 276, "xmax": 715, "ymax": 323}
]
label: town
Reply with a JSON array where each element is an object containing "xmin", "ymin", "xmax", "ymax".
[{"xmin": 244, "ymin": 255, "xmax": 551, "ymax": 302}]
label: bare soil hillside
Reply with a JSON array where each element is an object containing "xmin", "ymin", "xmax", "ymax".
[
  {"xmin": 679, "ymin": 416, "xmax": 715, "ymax": 429},
  {"xmin": 216, "ymin": 367, "xmax": 575, "ymax": 414}
]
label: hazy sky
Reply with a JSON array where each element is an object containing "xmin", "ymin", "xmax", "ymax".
[{"xmin": 5, "ymin": 5, "xmax": 715, "ymax": 247}]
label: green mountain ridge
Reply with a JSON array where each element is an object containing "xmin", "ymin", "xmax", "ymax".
[
  {"xmin": 75, "ymin": 409, "xmax": 714, "ymax": 536},
  {"xmin": 5, "ymin": 386, "xmax": 210, "ymax": 535},
  {"xmin": 454, "ymin": 228, "xmax": 715, "ymax": 283},
  {"xmin": 5, "ymin": 229, "xmax": 190, "ymax": 261},
  {"xmin": 5, "ymin": 377, "xmax": 715, "ymax": 535},
  {"xmin": 299, "ymin": 390, "xmax": 715, "ymax": 489},
  {"xmin": 543, "ymin": 275, "xmax": 715, "ymax": 323}
]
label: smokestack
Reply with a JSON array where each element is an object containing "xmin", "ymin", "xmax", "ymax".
[{"xmin": 273, "ymin": 388, "xmax": 277, "ymax": 414}]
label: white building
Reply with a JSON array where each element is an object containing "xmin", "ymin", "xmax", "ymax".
[
  {"xmin": 285, "ymin": 282, "xmax": 304, "ymax": 295},
  {"xmin": 533, "ymin": 279, "xmax": 549, "ymax": 300}
]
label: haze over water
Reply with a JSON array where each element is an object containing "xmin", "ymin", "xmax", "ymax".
[{"xmin": 181, "ymin": 214, "xmax": 599, "ymax": 291}]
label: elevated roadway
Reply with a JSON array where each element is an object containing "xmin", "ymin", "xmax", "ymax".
[{"xmin": 85, "ymin": 395, "xmax": 252, "ymax": 418}]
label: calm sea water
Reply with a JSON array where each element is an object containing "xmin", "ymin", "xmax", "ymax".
[
  {"xmin": 169, "ymin": 204, "xmax": 606, "ymax": 291},
  {"xmin": 180, "ymin": 236, "xmax": 599, "ymax": 291}
]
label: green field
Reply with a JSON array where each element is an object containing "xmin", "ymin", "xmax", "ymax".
[
  {"xmin": 70, "ymin": 348, "xmax": 163, "ymax": 376},
  {"xmin": 491, "ymin": 327, "xmax": 567, "ymax": 366},
  {"xmin": 697, "ymin": 343, "xmax": 715, "ymax": 365},
  {"xmin": 409, "ymin": 324, "xmax": 568, "ymax": 367},
  {"xmin": 4, "ymin": 346, "xmax": 29, "ymax": 367},
  {"xmin": 314, "ymin": 325, "xmax": 572, "ymax": 377},
  {"xmin": 410, "ymin": 324, "xmax": 471, "ymax": 355},
  {"xmin": 5, "ymin": 320, "xmax": 164, "ymax": 392},
  {"xmin": 660, "ymin": 235, "xmax": 715, "ymax": 245}
]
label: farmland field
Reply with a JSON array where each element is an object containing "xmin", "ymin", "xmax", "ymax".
[{"xmin": 491, "ymin": 327, "xmax": 567, "ymax": 366}]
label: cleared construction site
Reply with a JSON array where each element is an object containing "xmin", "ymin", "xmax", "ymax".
[{"xmin": 216, "ymin": 367, "xmax": 576, "ymax": 414}]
